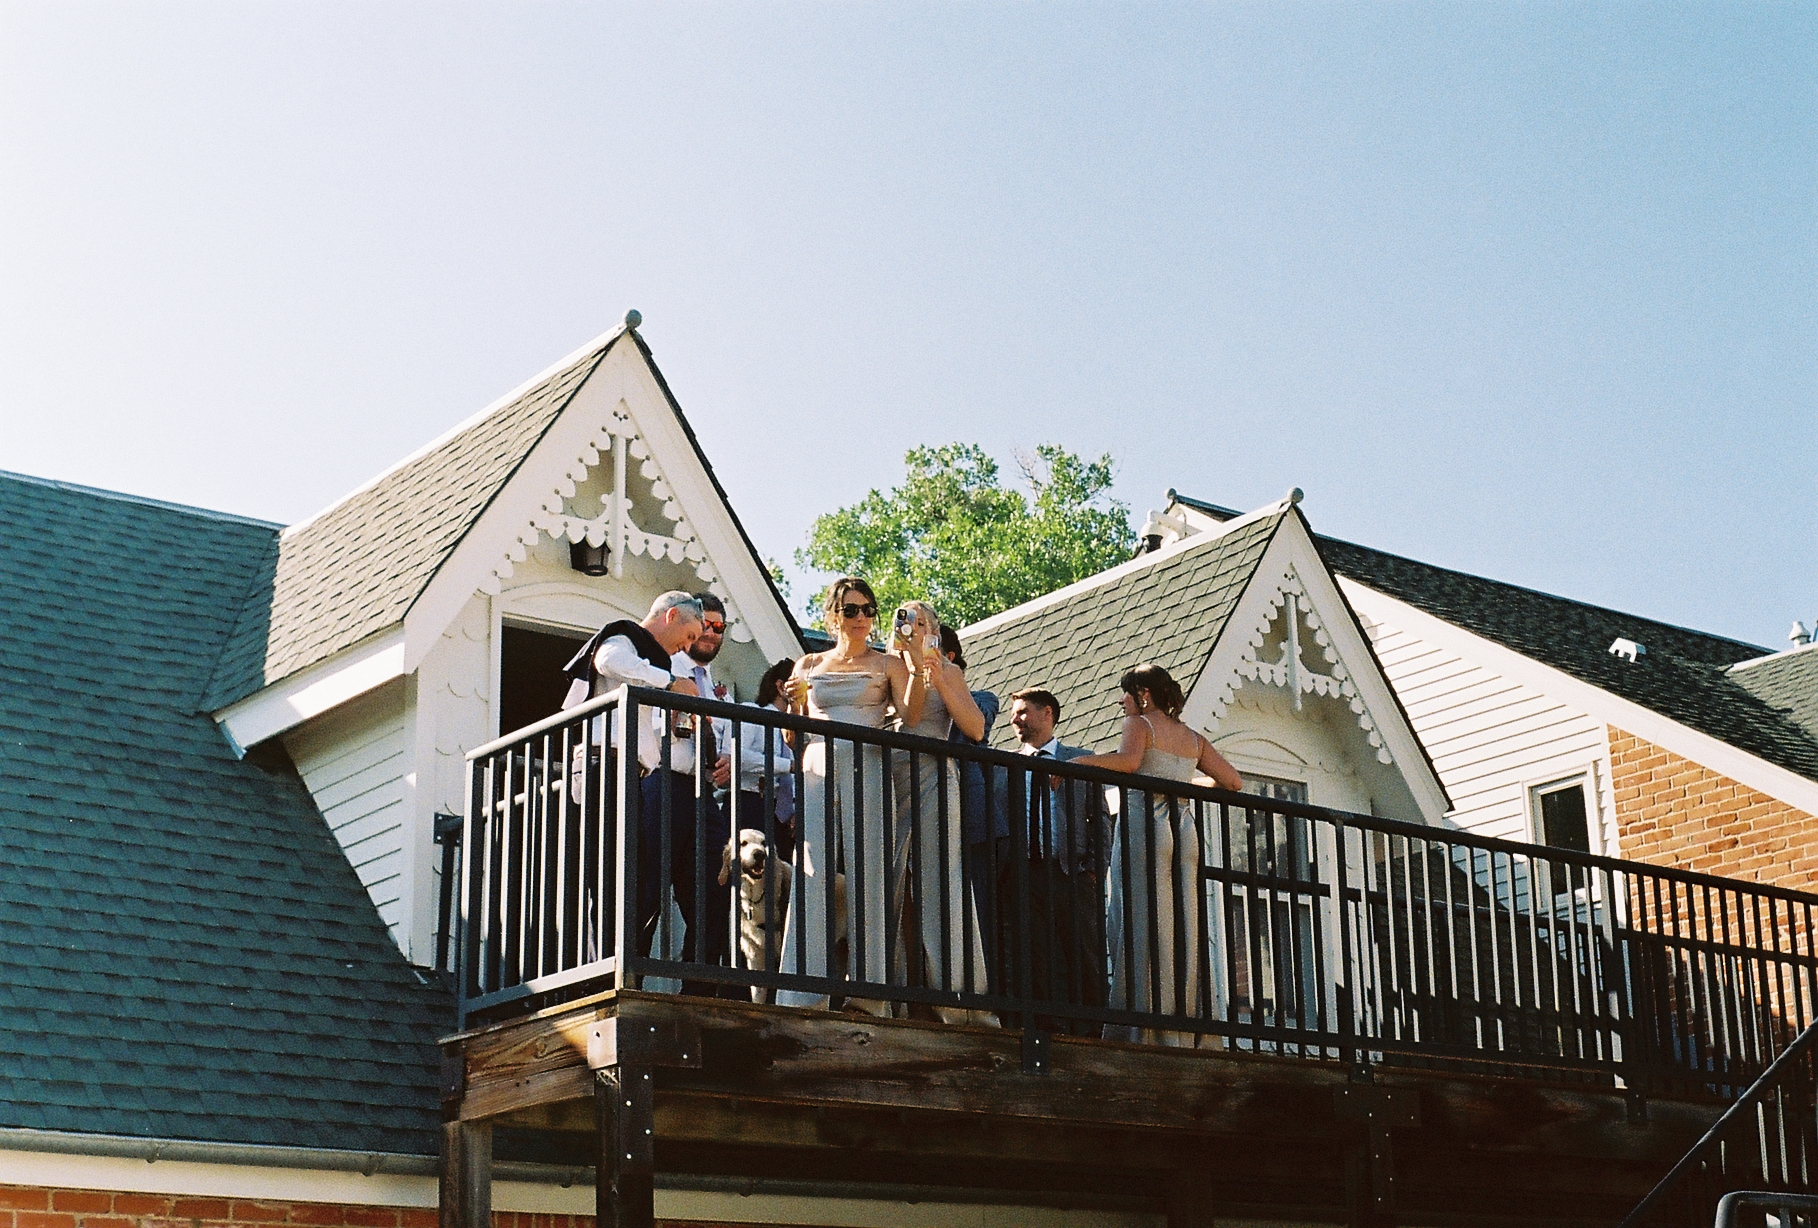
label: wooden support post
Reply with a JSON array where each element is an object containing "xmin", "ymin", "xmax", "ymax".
[
  {"xmin": 597, "ymin": 1066, "xmax": 654, "ymax": 1228},
  {"xmin": 1334, "ymin": 1083, "xmax": 1419, "ymax": 1228},
  {"xmin": 438, "ymin": 1120, "xmax": 492, "ymax": 1228}
]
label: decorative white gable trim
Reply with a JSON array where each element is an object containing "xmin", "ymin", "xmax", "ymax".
[
  {"xmin": 403, "ymin": 334, "xmax": 800, "ymax": 676},
  {"xmin": 483, "ymin": 398, "xmax": 734, "ymax": 628},
  {"xmin": 1183, "ymin": 516, "xmax": 1450, "ymax": 824},
  {"xmin": 1339, "ymin": 579, "xmax": 1818, "ymax": 819},
  {"xmin": 1226, "ymin": 576, "xmax": 1384, "ymax": 759}
]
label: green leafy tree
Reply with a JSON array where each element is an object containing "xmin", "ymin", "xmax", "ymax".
[{"xmin": 797, "ymin": 443, "xmax": 1134, "ymax": 629}]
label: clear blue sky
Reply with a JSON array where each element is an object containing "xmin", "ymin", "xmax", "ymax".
[{"xmin": 3, "ymin": 2, "xmax": 1812, "ymax": 648}]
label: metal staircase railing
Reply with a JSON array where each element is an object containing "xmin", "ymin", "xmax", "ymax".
[{"xmin": 1621, "ymin": 1019, "xmax": 1818, "ymax": 1228}]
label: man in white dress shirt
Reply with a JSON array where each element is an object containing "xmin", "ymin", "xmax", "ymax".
[
  {"xmin": 647, "ymin": 592, "xmax": 735, "ymax": 995},
  {"xmin": 562, "ymin": 591, "xmax": 730, "ymax": 991}
]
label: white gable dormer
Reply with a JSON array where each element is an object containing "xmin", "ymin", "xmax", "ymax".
[
  {"xmin": 218, "ymin": 320, "xmax": 802, "ymax": 963},
  {"xmin": 1183, "ymin": 509, "xmax": 1448, "ymax": 825}
]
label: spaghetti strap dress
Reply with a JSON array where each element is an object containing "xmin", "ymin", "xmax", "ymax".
[
  {"xmin": 776, "ymin": 668, "xmax": 895, "ymax": 1009},
  {"xmin": 1104, "ymin": 715, "xmax": 1205, "ymax": 1046},
  {"xmin": 892, "ymin": 686, "xmax": 994, "ymax": 1017}
]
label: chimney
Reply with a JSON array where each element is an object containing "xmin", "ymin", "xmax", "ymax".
[{"xmin": 1792, "ymin": 621, "xmax": 1813, "ymax": 648}]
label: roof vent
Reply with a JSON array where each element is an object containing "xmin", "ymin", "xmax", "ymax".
[
  {"xmin": 1791, "ymin": 621, "xmax": 1812, "ymax": 648},
  {"xmin": 1609, "ymin": 638, "xmax": 1646, "ymax": 663}
]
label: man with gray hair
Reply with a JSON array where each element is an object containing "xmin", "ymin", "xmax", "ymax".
[{"xmin": 564, "ymin": 591, "xmax": 731, "ymax": 992}]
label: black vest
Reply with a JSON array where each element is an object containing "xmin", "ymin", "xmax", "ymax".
[{"xmin": 564, "ymin": 619, "xmax": 673, "ymax": 696}]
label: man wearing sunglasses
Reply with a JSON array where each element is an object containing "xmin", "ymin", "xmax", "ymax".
[{"xmin": 645, "ymin": 592, "xmax": 735, "ymax": 995}]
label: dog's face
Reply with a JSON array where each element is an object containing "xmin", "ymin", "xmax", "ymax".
[
  {"xmin": 719, "ymin": 828, "xmax": 776, "ymax": 894},
  {"xmin": 737, "ymin": 828, "xmax": 769, "ymax": 878}
]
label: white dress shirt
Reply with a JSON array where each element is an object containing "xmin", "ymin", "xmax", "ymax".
[
  {"xmin": 668, "ymin": 653, "xmax": 733, "ymax": 777},
  {"xmin": 581, "ymin": 634, "xmax": 676, "ymax": 774}
]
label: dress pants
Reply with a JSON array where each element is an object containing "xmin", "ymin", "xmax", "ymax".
[
  {"xmin": 998, "ymin": 857, "xmax": 1105, "ymax": 1035},
  {"xmin": 638, "ymin": 767, "xmax": 732, "ymax": 995}
]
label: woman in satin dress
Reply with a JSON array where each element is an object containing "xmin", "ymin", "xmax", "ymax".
[
  {"xmin": 1070, "ymin": 664, "xmax": 1243, "ymax": 1046},
  {"xmin": 889, "ymin": 601, "xmax": 995, "ymax": 1023},
  {"xmin": 775, "ymin": 578, "xmax": 922, "ymax": 1012}
]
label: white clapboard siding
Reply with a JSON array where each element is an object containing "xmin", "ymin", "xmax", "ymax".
[
  {"xmin": 1361, "ymin": 617, "xmax": 1610, "ymax": 848},
  {"xmin": 283, "ymin": 679, "xmax": 411, "ymax": 943}
]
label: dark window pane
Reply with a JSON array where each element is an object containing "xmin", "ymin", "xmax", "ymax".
[{"xmin": 1539, "ymin": 784, "xmax": 1590, "ymax": 854}]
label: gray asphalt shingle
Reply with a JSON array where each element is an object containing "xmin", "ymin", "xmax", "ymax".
[{"xmin": 961, "ymin": 511, "xmax": 1286, "ymax": 752}]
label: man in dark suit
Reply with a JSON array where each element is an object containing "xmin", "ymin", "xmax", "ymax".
[{"xmin": 994, "ymin": 688, "xmax": 1106, "ymax": 1034}]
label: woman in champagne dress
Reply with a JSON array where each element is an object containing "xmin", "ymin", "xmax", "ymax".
[
  {"xmin": 1070, "ymin": 664, "xmax": 1243, "ymax": 1046},
  {"xmin": 889, "ymin": 602, "xmax": 995, "ymax": 1023},
  {"xmin": 775, "ymin": 578, "xmax": 921, "ymax": 1012}
]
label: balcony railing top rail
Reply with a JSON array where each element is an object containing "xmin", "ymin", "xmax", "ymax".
[{"xmin": 454, "ymin": 685, "xmax": 1818, "ymax": 1102}]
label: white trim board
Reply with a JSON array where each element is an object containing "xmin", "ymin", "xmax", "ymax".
[
  {"xmin": 1339, "ymin": 579, "xmax": 1818, "ymax": 818},
  {"xmin": 214, "ymin": 629, "xmax": 406, "ymax": 749}
]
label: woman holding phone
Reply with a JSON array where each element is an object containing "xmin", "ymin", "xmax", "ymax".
[{"xmin": 890, "ymin": 601, "xmax": 994, "ymax": 1024}]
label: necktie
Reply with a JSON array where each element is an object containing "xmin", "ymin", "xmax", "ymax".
[
  {"xmin": 693, "ymin": 666, "xmax": 717, "ymax": 765},
  {"xmin": 1031, "ymin": 748, "xmax": 1051, "ymax": 860}
]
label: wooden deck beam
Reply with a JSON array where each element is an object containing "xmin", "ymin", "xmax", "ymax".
[{"xmin": 442, "ymin": 991, "xmax": 1728, "ymax": 1228}]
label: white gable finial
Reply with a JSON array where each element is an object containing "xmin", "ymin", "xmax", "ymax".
[{"xmin": 624, "ymin": 308, "xmax": 643, "ymax": 330}]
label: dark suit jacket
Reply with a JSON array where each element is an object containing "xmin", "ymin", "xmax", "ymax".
[
  {"xmin": 991, "ymin": 742, "xmax": 1102, "ymax": 874},
  {"xmin": 951, "ymin": 689, "xmax": 1003, "ymax": 845}
]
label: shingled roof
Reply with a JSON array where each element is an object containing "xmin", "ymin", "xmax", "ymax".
[
  {"xmin": 0, "ymin": 472, "xmax": 447, "ymax": 1154},
  {"xmin": 201, "ymin": 335, "xmax": 617, "ymax": 711},
  {"xmin": 1171, "ymin": 494, "xmax": 1818, "ymax": 786},
  {"xmin": 961, "ymin": 510, "xmax": 1286, "ymax": 752},
  {"xmin": 1729, "ymin": 646, "xmax": 1818, "ymax": 752}
]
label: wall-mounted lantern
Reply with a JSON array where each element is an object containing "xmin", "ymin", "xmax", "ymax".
[{"xmin": 570, "ymin": 540, "xmax": 611, "ymax": 577}]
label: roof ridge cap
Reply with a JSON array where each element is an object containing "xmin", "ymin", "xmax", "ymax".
[
  {"xmin": 1729, "ymin": 641, "xmax": 1818, "ymax": 674},
  {"xmin": 0, "ymin": 469, "xmax": 281, "ymax": 529},
  {"xmin": 280, "ymin": 325, "xmax": 626, "ymax": 540},
  {"xmin": 961, "ymin": 497, "xmax": 1293, "ymax": 638},
  {"xmin": 1321, "ymin": 534, "xmax": 1770, "ymax": 659}
]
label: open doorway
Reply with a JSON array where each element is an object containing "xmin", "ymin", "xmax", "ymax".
[{"xmin": 498, "ymin": 623, "xmax": 591, "ymax": 738}]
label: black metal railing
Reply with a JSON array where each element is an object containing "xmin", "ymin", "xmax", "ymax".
[
  {"xmin": 1620, "ymin": 1020, "xmax": 1818, "ymax": 1228},
  {"xmin": 455, "ymin": 686, "xmax": 1818, "ymax": 1096}
]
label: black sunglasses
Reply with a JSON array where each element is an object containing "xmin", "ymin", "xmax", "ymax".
[{"xmin": 839, "ymin": 602, "xmax": 878, "ymax": 620}]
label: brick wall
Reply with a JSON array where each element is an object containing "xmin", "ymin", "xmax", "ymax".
[
  {"xmin": 0, "ymin": 1187, "xmax": 744, "ymax": 1228},
  {"xmin": 1608, "ymin": 725, "xmax": 1818, "ymax": 891}
]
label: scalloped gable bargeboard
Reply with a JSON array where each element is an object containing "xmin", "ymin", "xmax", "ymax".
[
  {"xmin": 961, "ymin": 512, "xmax": 1286, "ymax": 754},
  {"xmin": 201, "ymin": 340, "xmax": 614, "ymax": 711}
]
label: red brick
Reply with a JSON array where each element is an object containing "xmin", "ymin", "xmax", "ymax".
[
  {"xmin": 400, "ymin": 1211, "xmax": 438, "ymax": 1228},
  {"xmin": 109, "ymin": 1199, "xmax": 170, "ymax": 1218},
  {"xmin": 286, "ymin": 1206, "xmax": 347, "ymax": 1226},
  {"xmin": 49, "ymin": 1198, "xmax": 109, "ymax": 1216},
  {"xmin": 79, "ymin": 1217, "xmax": 138, "ymax": 1228},
  {"xmin": 227, "ymin": 1204, "xmax": 290, "ymax": 1225},
  {"xmin": 17, "ymin": 1213, "xmax": 77, "ymax": 1228},
  {"xmin": 172, "ymin": 1203, "xmax": 232, "ymax": 1222},
  {"xmin": 0, "ymin": 1197, "xmax": 48, "ymax": 1215},
  {"xmin": 340, "ymin": 1210, "xmax": 398, "ymax": 1228}
]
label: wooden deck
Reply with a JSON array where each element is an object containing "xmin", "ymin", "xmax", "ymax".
[{"xmin": 438, "ymin": 990, "xmax": 1726, "ymax": 1228}]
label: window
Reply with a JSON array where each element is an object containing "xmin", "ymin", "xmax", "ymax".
[
  {"xmin": 1532, "ymin": 778, "xmax": 1592, "ymax": 855},
  {"xmin": 1246, "ymin": 775, "xmax": 1309, "ymax": 806}
]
